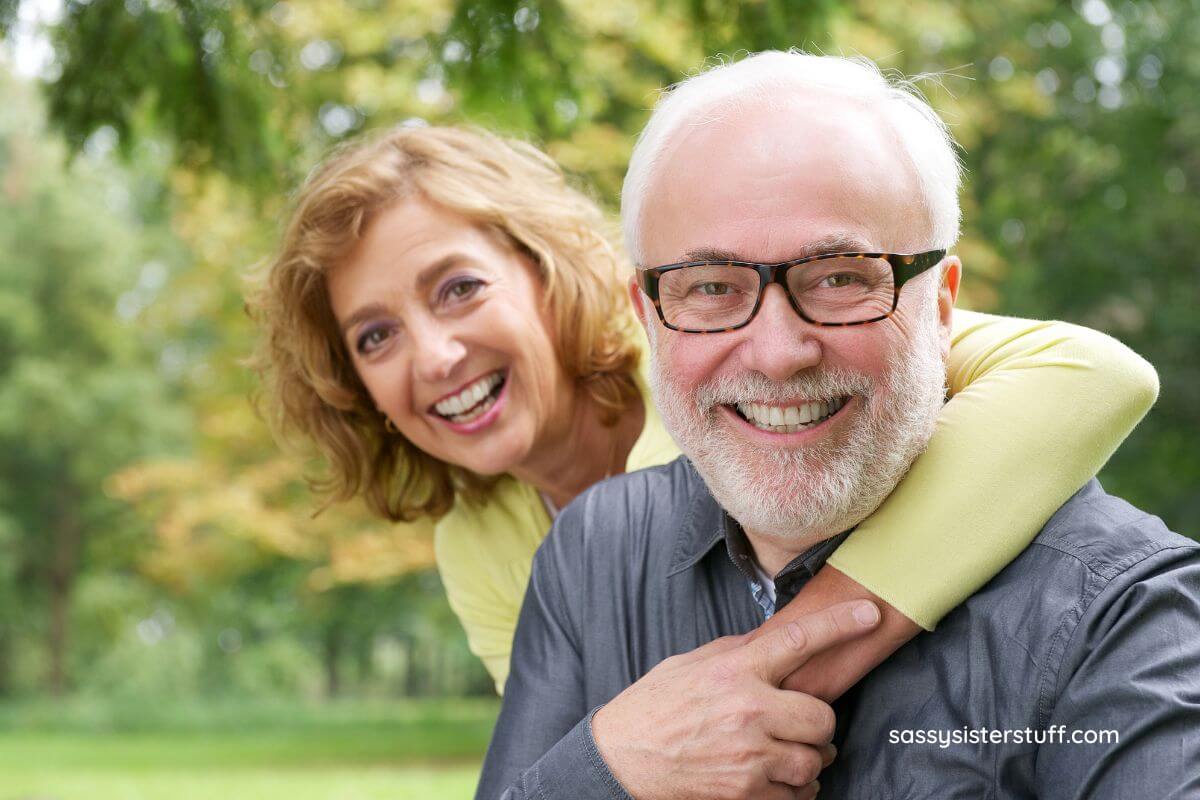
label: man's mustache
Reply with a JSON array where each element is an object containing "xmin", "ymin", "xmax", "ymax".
[{"xmin": 690, "ymin": 368, "xmax": 875, "ymax": 411}]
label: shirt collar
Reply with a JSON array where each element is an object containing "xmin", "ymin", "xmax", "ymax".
[
  {"xmin": 666, "ymin": 458, "xmax": 852, "ymax": 586},
  {"xmin": 724, "ymin": 513, "xmax": 852, "ymax": 585},
  {"xmin": 666, "ymin": 459, "xmax": 728, "ymax": 577}
]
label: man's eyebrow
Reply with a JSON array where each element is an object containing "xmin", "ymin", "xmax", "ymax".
[
  {"xmin": 681, "ymin": 233, "xmax": 874, "ymax": 263},
  {"xmin": 338, "ymin": 253, "xmax": 473, "ymax": 337}
]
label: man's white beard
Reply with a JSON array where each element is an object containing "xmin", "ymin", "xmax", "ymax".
[{"xmin": 647, "ymin": 295, "xmax": 948, "ymax": 546}]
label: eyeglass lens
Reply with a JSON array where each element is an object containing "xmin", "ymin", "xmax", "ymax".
[{"xmin": 657, "ymin": 256, "xmax": 895, "ymax": 330}]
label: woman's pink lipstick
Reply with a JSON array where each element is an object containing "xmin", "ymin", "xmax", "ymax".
[{"xmin": 435, "ymin": 373, "xmax": 510, "ymax": 435}]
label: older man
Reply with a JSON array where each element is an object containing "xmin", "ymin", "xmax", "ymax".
[{"xmin": 475, "ymin": 52, "xmax": 1200, "ymax": 800}]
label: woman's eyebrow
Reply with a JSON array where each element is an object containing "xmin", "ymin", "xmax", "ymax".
[
  {"xmin": 414, "ymin": 253, "xmax": 471, "ymax": 292},
  {"xmin": 338, "ymin": 254, "xmax": 476, "ymax": 336},
  {"xmin": 339, "ymin": 302, "xmax": 389, "ymax": 337}
]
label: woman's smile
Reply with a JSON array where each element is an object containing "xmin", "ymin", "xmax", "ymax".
[{"xmin": 429, "ymin": 368, "xmax": 510, "ymax": 432}]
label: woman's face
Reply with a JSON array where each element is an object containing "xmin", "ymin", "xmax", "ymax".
[{"xmin": 327, "ymin": 196, "xmax": 573, "ymax": 476}]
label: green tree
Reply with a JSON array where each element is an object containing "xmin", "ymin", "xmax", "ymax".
[{"xmin": 0, "ymin": 75, "xmax": 189, "ymax": 693}]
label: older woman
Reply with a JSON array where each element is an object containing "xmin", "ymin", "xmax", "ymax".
[{"xmin": 252, "ymin": 125, "xmax": 1157, "ymax": 696}]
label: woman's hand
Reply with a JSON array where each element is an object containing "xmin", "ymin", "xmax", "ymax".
[{"xmin": 747, "ymin": 565, "xmax": 921, "ymax": 702}]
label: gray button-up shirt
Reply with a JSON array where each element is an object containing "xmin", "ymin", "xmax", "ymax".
[{"xmin": 476, "ymin": 457, "xmax": 1200, "ymax": 799}]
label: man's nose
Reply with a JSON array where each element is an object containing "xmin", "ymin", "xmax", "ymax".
[
  {"xmin": 412, "ymin": 322, "xmax": 467, "ymax": 384},
  {"xmin": 738, "ymin": 285, "xmax": 822, "ymax": 381}
]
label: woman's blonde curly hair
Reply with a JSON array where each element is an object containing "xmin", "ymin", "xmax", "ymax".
[{"xmin": 249, "ymin": 125, "xmax": 641, "ymax": 522}]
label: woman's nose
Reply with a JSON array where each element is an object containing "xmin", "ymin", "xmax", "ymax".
[{"xmin": 413, "ymin": 324, "xmax": 468, "ymax": 384}]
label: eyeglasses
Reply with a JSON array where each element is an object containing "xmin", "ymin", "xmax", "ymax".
[{"xmin": 636, "ymin": 250, "xmax": 946, "ymax": 333}]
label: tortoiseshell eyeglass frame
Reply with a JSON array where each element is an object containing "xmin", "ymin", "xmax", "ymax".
[{"xmin": 636, "ymin": 249, "xmax": 947, "ymax": 333}]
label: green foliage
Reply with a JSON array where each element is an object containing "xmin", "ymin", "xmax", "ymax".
[
  {"xmin": 36, "ymin": 0, "xmax": 846, "ymax": 198},
  {"xmin": 48, "ymin": 0, "xmax": 287, "ymax": 186},
  {"xmin": 0, "ymin": 74, "xmax": 192, "ymax": 694},
  {"xmin": 0, "ymin": 0, "xmax": 16, "ymax": 38},
  {"xmin": 2, "ymin": 0, "xmax": 1197, "ymax": 711}
]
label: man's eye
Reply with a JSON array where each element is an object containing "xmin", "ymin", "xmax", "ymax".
[
  {"xmin": 821, "ymin": 273, "xmax": 862, "ymax": 288},
  {"xmin": 355, "ymin": 326, "xmax": 393, "ymax": 354},
  {"xmin": 694, "ymin": 282, "xmax": 736, "ymax": 296}
]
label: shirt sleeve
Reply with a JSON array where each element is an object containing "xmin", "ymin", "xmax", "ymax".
[
  {"xmin": 825, "ymin": 310, "xmax": 1160, "ymax": 629},
  {"xmin": 1034, "ymin": 545, "xmax": 1200, "ymax": 798},
  {"xmin": 474, "ymin": 505, "xmax": 632, "ymax": 800}
]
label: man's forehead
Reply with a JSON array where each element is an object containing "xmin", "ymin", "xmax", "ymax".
[
  {"xmin": 681, "ymin": 232, "xmax": 873, "ymax": 263},
  {"xmin": 640, "ymin": 93, "xmax": 926, "ymax": 265}
]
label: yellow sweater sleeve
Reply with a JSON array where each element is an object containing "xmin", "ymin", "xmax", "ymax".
[
  {"xmin": 434, "ymin": 479, "xmax": 550, "ymax": 693},
  {"xmin": 825, "ymin": 309, "xmax": 1159, "ymax": 630}
]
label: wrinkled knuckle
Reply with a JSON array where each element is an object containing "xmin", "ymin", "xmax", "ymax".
[
  {"xmin": 794, "ymin": 748, "xmax": 823, "ymax": 785},
  {"xmin": 783, "ymin": 621, "xmax": 810, "ymax": 653},
  {"xmin": 728, "ymin": 699, "xmax": 763, "ymax": 730},
  {"xmin": 816, "ymin": 614, "xmax": 842, "ymax": 642},
  {"xmin": 810, "ymin": 702, "xmax": 837, "ymax": 743},
  {"xmin": 782, "ymin": 755, "xmax": 819, "ymax": 787},
  {"xmin": 729, "ymin": 744, "xmax": 755, "ymax": 767}
]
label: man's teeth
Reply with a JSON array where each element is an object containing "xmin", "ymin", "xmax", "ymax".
[
  {"xmin": 434, "ymin": 371, "xmax": 504, "ymax": 418},
  {"xmin": 734, "ymin": 397, "xmax": 847, "ymax": 432}
]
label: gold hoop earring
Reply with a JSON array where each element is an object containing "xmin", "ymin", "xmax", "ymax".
[{"xmin": 384, "ymin": 416, "xmax": 399, "ymax": 434}]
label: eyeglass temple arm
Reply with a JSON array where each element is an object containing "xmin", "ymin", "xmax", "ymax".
[{"xmin": 892, "ymin": 250, "xmax": 947, "ymax": 289}]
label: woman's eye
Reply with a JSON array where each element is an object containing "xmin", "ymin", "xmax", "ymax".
[
  {"xmin": 355, "ymin": 326, "xmax": 393, "ymax": 355},
  {"xmin": 439, "ymin": 277, "xmax": 485, "ymax": 305}
]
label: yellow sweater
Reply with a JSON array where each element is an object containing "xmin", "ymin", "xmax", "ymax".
[{"xmin": 434, "ymin": 310, "xmax": 1159, "ymax": 693}]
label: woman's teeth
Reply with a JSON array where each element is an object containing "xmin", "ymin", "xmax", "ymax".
[
  {"xmin": 434, "ymin": 371, "xmax": 505, "ymax": 422},
  {"xmin": 734, "ymin": 397, "xmax": 847, "ymax": 433}
]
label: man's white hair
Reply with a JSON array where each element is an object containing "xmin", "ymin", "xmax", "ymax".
[{"xmin": 621, "ymin": 50, "xmax": 963, "ymax": 265}]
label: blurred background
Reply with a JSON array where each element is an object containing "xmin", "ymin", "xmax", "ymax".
[{"xmin": 0, "ymin": 0, "xmax": 1196, "ymax": 798}]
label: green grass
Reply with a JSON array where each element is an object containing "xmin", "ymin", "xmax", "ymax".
[
  {"xmin": 0, "ymin": 697, "xmax": 501, "ymax": 800},
  {"xmin": 2, "ymin": 765, "xmax": 481, "ymax": 800}
]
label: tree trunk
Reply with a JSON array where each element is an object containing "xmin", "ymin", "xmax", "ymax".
[
  {"xmin": 323, "ymin": 625, "xmax": 342, "ymax": 698},
  {"xmin": 47, "ymin": 482, "xmax": 81, "ymax": 696},
  {"xmin": 0, "ymin": 625, "xmax": 11, "ymax": 697}
]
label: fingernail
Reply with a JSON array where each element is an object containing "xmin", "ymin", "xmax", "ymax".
[{"xmin": 853, "ymin": 602, "xmax": 880, "ymax": 626}]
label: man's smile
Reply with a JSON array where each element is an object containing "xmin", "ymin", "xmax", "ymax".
[
  {"xmin": 718, "ymin": 395, "xmax": 856, "ymax": 441},
  {"xmin": 732, "ymin": 397, "xmax": 848, "ymax": 433}
]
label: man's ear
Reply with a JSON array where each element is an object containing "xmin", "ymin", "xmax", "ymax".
[
  {"xmin": 629, "ymin": 275, "xmax": 652, "ymax": 333},
  {"xmin": 937, "ymin": 256, "xmax": 962, "ymax": 359}
]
